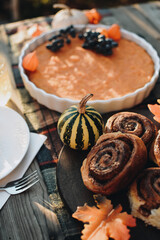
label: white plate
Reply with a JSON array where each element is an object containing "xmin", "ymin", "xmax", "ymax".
[{"xmin": 0, "ymin": 107, "xmax": 30, "ymax": 180}]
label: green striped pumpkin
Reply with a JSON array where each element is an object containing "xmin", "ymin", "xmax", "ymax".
[{"xmin": 57, "ymin": 94, "xmax": 104, "ymax": 150}]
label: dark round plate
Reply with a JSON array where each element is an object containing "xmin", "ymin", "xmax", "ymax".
[
  {"xmin": 56, "ymin": 146, "xmax": 95, "ymax": 213},
  {"xmin": 57, "ymin": 145, "xmax": 160, "ymax": 240}
]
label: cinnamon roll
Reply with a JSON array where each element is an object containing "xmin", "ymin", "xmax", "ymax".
[
  {"xmin": 105, "ymin": 112, "xmax": 157, "ymax": 148},
  {"xmin": 81, "ymin": 132, "xmax": 147, "ymax": 195},
  {"xmin": 129, "ymin": 167, "xmax": 160, "ymax": 229},
  {"xmin": 149, "ymin": 130, "xmax": 160, "ymax": 166}
]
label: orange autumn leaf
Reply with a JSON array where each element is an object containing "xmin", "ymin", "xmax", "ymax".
[
  {"xmin": 72, "ymin": 195, "xmax": 136, "ymax": 240},
  {"xmin": 148, "ymin": 104, "xmax": 160, "ymax": 123},
  {"xmin": 107, "ymin": 24, "xmax": 121, "ymax": 41},
  {"xmin": 85, "ymin": 8, "xmax": 102, "ymax": 24},
  {"xmin": 22, "ymin": 51, "xmax": 39, "ymax": 72}
]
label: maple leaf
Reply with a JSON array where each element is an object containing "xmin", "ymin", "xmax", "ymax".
[
  {"xmin": 72, "ymin": 195, "xmax": 136, "ymax": 240},
  {"xmin": 148, "ymin": 100, "xmax": 160, "ymax": 123}
]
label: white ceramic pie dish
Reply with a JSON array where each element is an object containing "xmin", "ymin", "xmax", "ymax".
[{"xmin": 19, "ymin": 24, "xmax": 160, "ymax": 114}]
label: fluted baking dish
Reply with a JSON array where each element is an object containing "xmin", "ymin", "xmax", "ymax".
[{"xmin": 19, "ymin": 24, "xmax": 160, "ymax": 114}]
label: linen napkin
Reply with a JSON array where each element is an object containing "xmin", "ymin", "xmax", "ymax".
[{"xmin": 0, "ymin": 132, "xmax": 47, "ymax": 210}]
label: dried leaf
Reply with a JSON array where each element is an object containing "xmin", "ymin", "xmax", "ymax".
[
  {"xmin": 72, "ymin": 195, "xmax": 136, "ymax": 240},
  {"xmin": 148, "ymin": 103, "xmax": 160, "ymax": 123}
]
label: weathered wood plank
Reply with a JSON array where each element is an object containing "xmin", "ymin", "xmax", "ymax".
[
  {"xmin": 0, "ymin": 161, "xmax": 64, "ymax": 240},
  {"xmin": 0, "ymin": 95, "xmax": 64, "ymax": 239},
  {"xmin": 107, "ymin": 4, "xmax": 160, "ymax": 55},
  {"xmin": 132, "ymin": 2, "xmax": 160, "ymax": 33},
  {"xmin": 128, "ymin": 4, "xmax": 160, "ymax": 39}
]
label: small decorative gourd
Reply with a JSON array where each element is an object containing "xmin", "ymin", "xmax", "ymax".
[
  {"xmin": 52, "ymin": 4, "xmax": 88, "ymax": 29},
  {"xmin": 57, "ymin": 94, "xmax": 104, "ymax": 150}
]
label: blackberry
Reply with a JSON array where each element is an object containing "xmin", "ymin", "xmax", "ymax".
[
  {"xmin": 46, "ymin": 44, "xmax": 53, "ymax": 50},
  {"xmin": 48, "ymin": 39, "xmax": 64, "ymax": 52},
  {"xmin": 78, "ymin": 33, "xmax": 84, "ymax": 40},
  {"xmin": 66, "ymin": 38, "xmax": 71, "ymax": 44},
  {"xmin": 69, "ymin": 28, "xmax": 76, "ymax": 38},
  {"xmin": 46, "ymin": 26, "xmax": 118, "ymax": 55},
  {"xmin": 82, "ymin": 42, "xmax": 90, "ymax": 49},
  {"xmin": 46, "ymin": 25, "xmax": 76, "ymax": 52},
  {"xmin": 104, "ymin": 49, "xmax": 113, "ymax": 56},
  {"xmin": 48, "ymin": 33, "xmax": 61, "ymax": 41},
  {"xmin": 83, "ymin": 32, "xmax": 90, "ymax": 39},
  {"xmin": 105, "ymin": 38, "xmax": 113, "ymax": 44},
  {"xmin": 88, "ymin": 39, "xmax": 98, "ymax": 48},
  {"xmin": 50, "ymin": 46, "xmax": 59, "ymax": 52},
  {"xmin": 95, "ymin": 44, "xmax": 103, "ymax": 53},
  {"xmin": 98, "ymin": 38, "xmax": 106, "ymax": 46},
  {"xmin": 60, "ymin": 29, "xmax": 67, "ymax": 35},
  {"xmin": 91, "ymin": 31, "xmax": 100, "ymax": 38},
  {"xmin": 66, "ymin": 25, "xmax": 74, "ymax": 32},
  {"xmin": 105, "ymin": 44, "xmax": 111, "ymax": 50},
  {"xmin": 98, "ymin": 34, "xmax": 106, "ymax": 40},
  {"xmin": 85, "ymin": 30, "xmax": 92, "ymax": 36},
  {"xmin": 54, "ymin": 39, "xmax": 64, "ymax": 46},
  {"xmin": 111, "ymin": 41, "xmax": 118, "ymax": 48}
]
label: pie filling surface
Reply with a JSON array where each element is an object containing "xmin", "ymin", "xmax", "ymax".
[{"xmin": 27, "ymin": 37, "xmax": 154, "ymax": 100}]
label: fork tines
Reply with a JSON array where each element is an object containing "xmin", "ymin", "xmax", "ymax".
[{"xmin": 15, "ymin": 170, "xmax": 39, "ymax": 190}]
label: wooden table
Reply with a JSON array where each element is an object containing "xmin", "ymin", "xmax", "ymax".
[{"xmin": 0, "ymin": 1, "xmax": 160, "ymax": 240}]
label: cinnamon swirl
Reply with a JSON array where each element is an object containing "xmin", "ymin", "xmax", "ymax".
[
  {"xmin": 150, "ymin": 130, "xmax": 160, "ymax": 166},
  {"xmin": 129, "ymin": 167, "xmax": 160, "ymax": 229},
  {"xmin": 105, "ymin": 112, "xmax": 157, "ymax": 148},
  {"xmin": 81, "ymin": 132, "xmax": 147, "ymax": 195}
]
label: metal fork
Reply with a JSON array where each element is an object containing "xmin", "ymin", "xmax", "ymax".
[{"xmin": 0, "ymin": 170, "xmax": 39, "ymax": 194}]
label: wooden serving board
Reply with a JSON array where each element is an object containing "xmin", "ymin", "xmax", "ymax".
[{"xmin": 57, "ymin": 109, "xmax": 160, "ymax": 240}]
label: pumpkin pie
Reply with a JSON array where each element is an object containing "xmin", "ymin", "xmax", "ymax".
[
  {"xmin": 19, "ymin": 24, "xmax": 159, "ymax": 113},
  {"xmin": 26, "ymin": 33, "xmax": 154, "ymax": 101}
]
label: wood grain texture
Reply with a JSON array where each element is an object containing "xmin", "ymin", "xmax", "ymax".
[
  {"xmin": 109, "ymin": 4, "xmax": 160, "ymax": 55},
  {"xmin": 133, "ymin": 3, "xmax": 160, "ymax": 33},
  {"xmin": 0, "ymin": 161, "xmax": 64, "ymax": 240},
  {"xmin": 0, "ymin": 1, "xmax": 160, "ymax": 240},
  {"xmin": 0, "ymin": 94, "xmax": 63, "ymax": 239}
]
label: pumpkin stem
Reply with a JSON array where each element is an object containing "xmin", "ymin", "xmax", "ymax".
[
  {"xmin": 78, "ymin": 94, "xmax": 93, "ymax": 114},
  {"xmin": 53, "ymin": 3, "xmax": 72, "ymax": 16}
]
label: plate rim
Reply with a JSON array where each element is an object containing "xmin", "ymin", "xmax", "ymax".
[{"xmin": 0, "ymin": 106, "xmax": 30, "ymax": 180}]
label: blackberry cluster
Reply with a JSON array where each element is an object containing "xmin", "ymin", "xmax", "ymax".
[
  {"xmin": 46, "ymin": 25, "xmax": 76, "ymax": 52},
  {"xmin": 46, "ymin": 25, "xmax": 118, "ymax": 55},
  {"xmin": 79, "ymin": 30, "xmax": 118, "ymax": 56}
]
